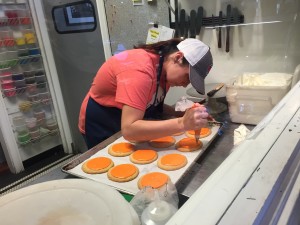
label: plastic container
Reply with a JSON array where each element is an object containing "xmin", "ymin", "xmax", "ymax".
[
  {"xmin": 46, "ymin": 115, "xmax": 58, "ymax": 131},
  {"xmin": 15, "ymin": 123, "xmax": 28, "ymax": 132},
  {"xmin": 17, "ymin": 131, "xmax": 30, "ymax": 144},
  {"xmin": 26, "ymin": 82, "xmax": 37, "ymax": 93},
  {"xmin": 29, "ymin": 128, "xmax": 40, "ymax": 139},
  {"xmin": 25, "ymin": 117, "xmax": 37, "ymax": 130},
  {"xmin": 226, "ymin": 73, "xmax": 292, "ymax": 125},
  {"xmin": 141, "ymin": 201, "xmax": 177, "ymax": 225},
  {"xmin": 3, "ymin": 87, "xmax": 16, "ymax": 97},
  {"xmin": 12, "ymin": 116, "xmax": 25, "ymax": 127}
]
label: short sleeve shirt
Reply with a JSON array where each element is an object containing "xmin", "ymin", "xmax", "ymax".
[{"xmin": 78, "ymin": 49, "xmax": 168, "ymax": 134}]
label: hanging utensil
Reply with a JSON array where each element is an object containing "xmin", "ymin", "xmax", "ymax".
[
  {"xmin": 218, "ymin": 11, "xmax": 222, "ymax": 48},
  {"xmin": 196, "ymin": 7, "xmax": 203, "ymax": 38},
  {"xmin": 189, "ymin": 10, "xmax": 197, "ymax": 38},
  {"xmin": 179, "ymin": 9, "xmax": 186, "ymax": 38},
  {"xmin": 174, "ymin": 0, "xmax": 179, "ymax": 37},
  {"xmin": 225, "ymin": 4, "xmax": 231, "ymax": 53}
]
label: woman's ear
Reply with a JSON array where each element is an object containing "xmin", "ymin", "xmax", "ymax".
[{"xmin": 174, "ymin": 51, "xmax": 184, "ymax": 64}]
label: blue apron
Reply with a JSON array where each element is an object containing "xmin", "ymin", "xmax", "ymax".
[{"xmin": 84, "ymin": 54, "xmax": 165, "ymax": 149}]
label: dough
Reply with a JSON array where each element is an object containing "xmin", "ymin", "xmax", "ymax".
[
  {"xmin": 149, "ymin": 136, "xmax": 176, "ymax": 148},
  {"xmin": 130, "ymin": 149, "xmax": 158, "ymax": 164},
  {"xmin": 138, "ymin": 172, "xmax": 170, "ymax": 189},
  {"xmin": 185, "ymin": 127, "xmax": 212, "ymax": 139},
  {"xmin": 82, "ymin": 157, "xmax": 114, "ymax": 174},
  {"xmin": 157, "ymin": 153, "xmax": 187, "ymax": 171},
  {"xmin": 175, "ymin": 137, "xmax": 203, "ymax": 152},
  {"xmin": 107, "ymin": 164, "xmax": 139, "ymax": 182},
  {"xmin": 108, "ymin": 142, "xmax": 135, "ymax": 157}
]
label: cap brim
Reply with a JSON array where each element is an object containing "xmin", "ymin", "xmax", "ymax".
[{"xmin": 189, "ymin": 66, "xmax": 205, "ymax": 95}]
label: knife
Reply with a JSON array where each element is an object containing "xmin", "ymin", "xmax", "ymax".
[
  {"xmin": 225, "ymin": 4, "xmax": 231, "ymax": 52},
  {"xmin": 189, "ymin": 10, "xmax": 197, "ymax": 38},
  {"xmin": 218, "ymin": 11, "xmax": 222, "ymax": 48},
  {"xmin": 196, "ymin": 7, "xmax": 203, "ymax": 38},
  {"xmin": 179, "ymin": 9, "xmax": 186, "ymax": 38},
  {"xmin": 174, "ymin": 0, "xmax": 179, "ymax": 37}
]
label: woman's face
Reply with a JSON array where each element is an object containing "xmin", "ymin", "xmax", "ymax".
[{"xmin": 164, "ymin": 51, "xmax": 190, "ymax": 88}]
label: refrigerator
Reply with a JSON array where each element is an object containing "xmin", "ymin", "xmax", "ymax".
[{"xmin": 0, "ymin": 0, "xmax": 110, "ymax": 173}]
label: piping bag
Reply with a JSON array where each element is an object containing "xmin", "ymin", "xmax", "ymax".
[{"xmin": 175, "ymin": 97, "xmax": 200, "ymax": 143}]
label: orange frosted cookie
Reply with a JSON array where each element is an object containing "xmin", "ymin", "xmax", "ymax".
[
  {"xmin": 108, "ymin": 142, "xmax": 135, "ymax": 157},
  {"xmin": 130, "ymin": 150, "xmax": 158, "ymax": 164},
  {"xmin": 138, "ymin": 172, "xmax": 170, "ymax": 189},
  {"xmin": 82, "ymin": 157, "xmax": 114, "ymax": 174},
  {"xmin": 157, "ymin": 153, "xmax": 187, "ymax": 171},
  {"xmin": 149, "ymin": 136, "xmax": 176, "ymax": 148},
  {"xmin": 185, "ymin": 127, "xmax": 212, "ymax": 139},
  {"xmin": 175, "ymin": 137, "xmax": 203, "ymax": 152},
  {"xmin": 107, "ymin": 164, "xmax": 139, "ymax": 182}
]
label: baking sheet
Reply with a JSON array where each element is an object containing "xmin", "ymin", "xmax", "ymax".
[{"xmin": 63, "ymin": 126, "xmax": 220, "ymax": 195}]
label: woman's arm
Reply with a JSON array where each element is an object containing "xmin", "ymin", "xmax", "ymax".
[{"xmin": 121, "ymin": 103, "xmax": 208, "ymax": 141}]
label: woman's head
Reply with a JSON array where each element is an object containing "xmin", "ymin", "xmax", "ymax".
[{"xmin": 135, "ymin": 38, "xmax": 213, "ymax": 94}]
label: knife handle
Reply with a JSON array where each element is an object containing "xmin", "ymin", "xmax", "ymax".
[
  {"xmin": 226, "ymin": 27, "xmax": 230, "ymax": 52},
  {"xmin": 218, "ymin": 11, "xmax": 222, "ymax": 48}
]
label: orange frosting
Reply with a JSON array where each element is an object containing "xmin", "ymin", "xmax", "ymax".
[
  {"xmin": 110, "ymin": 164, "xmax": 137, "ymax": 178},
  {"xmin": 160, "ymin": 154, "xmax": 186, "ymax": 166},
  {"xmin": 177, "ymin": 138, "xmax": 201, "ymax": 148},
  {"xmin": 140, "ymin": 172, "xmax": 169, "ymax": 189},
  {"xmin": 150, "ymin": 136, "xmax": 174, "ymax": 143},
  {"xmin": 111, "ymin": 142, "xmax": 135, "ymax": 153},
  {"xmin": 132, "ymin": 150, "xmax": 157, "ymax": 161},
  {"xmin": 187, "ymin": 128, "xmax": 210, "ymax": 135},
  {"xmin": 86, "ymin": 157, "xmax": 112, "ymax": 170}
]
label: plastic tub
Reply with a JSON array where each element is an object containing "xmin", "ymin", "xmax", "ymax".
[
  {"xmin": 226, "ymin": 73, "xmax": 292, "ymax": 125},
  {"xmin": 26, "ymin": 83, "xmax": 37, "ymax": 93},
  {"xmin": 29, "ymin": 129, "xmax": 40, "ymax": 139},
  {"xmin": 12, "ymin": 116, "xmax": 25, "ymax": 127},
  {"xmin": 3, "ymin": 87, "xmax": 16, "ymax": 97},
  {"xmin": 15, "ymin": 124, "xmax": 28, "ymax": 134},
  {"xmin": 34, "ymin": 110, "xmax": 45, "ymax": 120},
  {"xmin": 17, "ymin": 131, "xmax": 30, "ymax": 144},
  {"xmin": 25, "ymin": 117, "xmax": 37, "ymax": 130},
  {"xmin": 12, "ymin": 73, "xmax": 24, "ymax": 80}
]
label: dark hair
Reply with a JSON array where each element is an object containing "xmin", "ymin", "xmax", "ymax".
[{"xmin": 134, "ymin": 38, "xmax": 188, "ymax": 64}]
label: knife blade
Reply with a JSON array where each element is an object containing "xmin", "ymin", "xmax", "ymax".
[
  {"xmin": 218, "ymin": 11, "xmax": 222, "ymax": 48},
  {"xmin": 226, "ymin": 4, "xmax": 231, "ymax": 53},
  {"xmin": 189, "ymin": 10, "xmax": 197, "ymax": 38},
  {"xmin": 196, "ymin": 7, "xmax": 203, "ymax": 38}
]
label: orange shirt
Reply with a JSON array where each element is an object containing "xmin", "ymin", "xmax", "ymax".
[{"xmin": 79, "ymin": 49, "xmax": 168, "ymax": 134}]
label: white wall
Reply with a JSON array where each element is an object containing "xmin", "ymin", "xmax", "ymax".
[{"xmin": 165, "ymin": 0, "xmax": 300, "ymax": 105}]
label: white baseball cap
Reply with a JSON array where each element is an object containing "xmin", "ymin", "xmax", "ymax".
[{"xmin": 177, "ymin": 39, "xmax": 213, "ymax": 95}]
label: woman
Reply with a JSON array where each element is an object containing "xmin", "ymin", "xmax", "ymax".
[{"xmin": 79, "ymin": 38, "xmax": 213, "ymax": 149}]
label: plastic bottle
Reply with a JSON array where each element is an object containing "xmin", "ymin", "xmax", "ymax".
[{"xmin": 141, "ymin": 200, "xmax": 177, "ymax": 225}]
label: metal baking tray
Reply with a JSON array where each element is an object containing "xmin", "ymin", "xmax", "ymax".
[{"xmin": 62, "ymin": 125, "xmax": 221, "ymax": 195}]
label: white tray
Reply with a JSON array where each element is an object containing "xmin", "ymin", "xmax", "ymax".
[{"xmin": 64, "ymin": 126, "xmax": 220, "ymax": 195}]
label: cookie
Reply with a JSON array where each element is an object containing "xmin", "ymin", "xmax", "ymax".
[
  {"xmin": 138, "ymin": 172, "xmax": 170, "ymax": 189},
  {"xmin": 175, "ymin": 137, "xmax": 203, "ymax": 152},
  {"xmin": 108, "ymin": 142, "xmax": 135, "ymax": 157},
  {"xmin": 130, "ymin": 149, "xmax": 158, "ymax": 164},
  {"xmin": 149, "ymin": 136, "xmax": 176, "ymax": 148},
  {"xmin": 82, "ymin": 157, "xmax": 114, "ymax": 174},
  {"xmin": 185, "ymin": 127, "xmax": 212, "ymax": 139},
  {"xmin": 107, "ymin": 164, "xmax": 139, "ymax": 182},
  {"xmin": 157, "ymin": 153, "xmax": 187, "ymax": 171}
]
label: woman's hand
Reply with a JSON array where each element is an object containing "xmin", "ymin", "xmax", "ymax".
[{"xmin": 180, "ymin": 103, "xmax": 208, "ymax": 131}]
